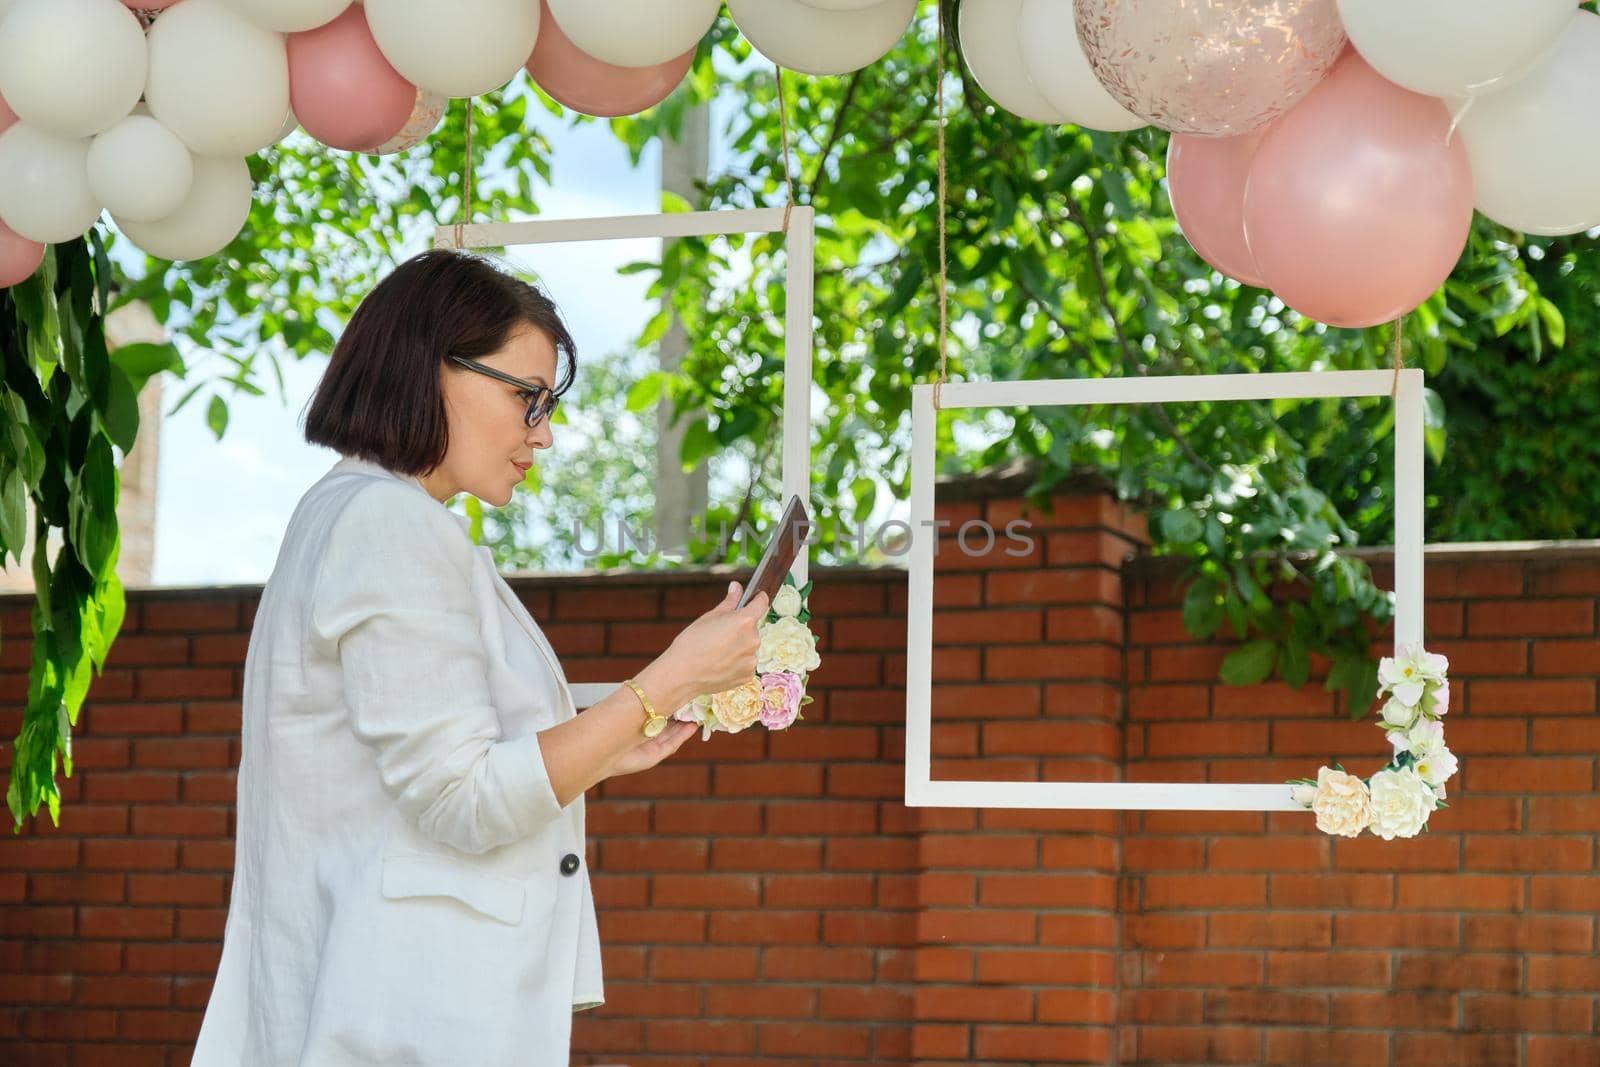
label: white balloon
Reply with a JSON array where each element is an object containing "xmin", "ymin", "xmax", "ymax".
[
  {"xmin": 546, "ymin": 0, "xmax": 720, "ymax": 69},
  {"xmin": 1337, "ymin": 0, "xmax": 1580, "ymax": 100},
  {"xmin": 0, "ymin": 0, "xmax": 147, "ymax": 138},
  {"xmin": 217, "ymin": 0, "xmax": 351, "ymax": 33},
  {"xmin": 1457, "ymin": 11, "xmax": 1600, "ymax": 236},
  {"xmin": 1017, "ymin": 0, "xmax": 1143, "ymax": 131},
  {"xmin": 145, "ymin": 0, "xmax": 290, "ymax": 157},
  {"xmin": 0, "ymin": 124, "xmax": 102, "ymax": 243},
  {"xmin": 793, "ymin": 0, "xmax": 884, "ymax": 8},
  {"xmin": 727, "ymin": 0, "xmax": 916, "ymax": 77},
  {"xmin": 366, "ymin": 0, "xmax": 540, "ymax": 98},
  {"xmin": 88, "ymin": 114, "xmax": 194, "ymax": 223},
  {"xmin": 958, "ymin": 0, "xmax": 1065, "ymax": 124},
  {"xmin": 115, "ymin": 155, "xmax": 254, "ymax": 261}
]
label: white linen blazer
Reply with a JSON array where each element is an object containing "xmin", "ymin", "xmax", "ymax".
[{"xmin": 193, "ymin": 455, "xmax": 603, "ymax": 1067}]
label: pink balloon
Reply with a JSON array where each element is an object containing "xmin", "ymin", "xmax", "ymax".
[
  {"xmin": 1168, "ymin": 128, "xmax": 1268, "ymax": 287},
  {"xmin": 1243, "ymin": 52, "xmax": 1473, "ymax": 329},
  {"xmin": 527, "ymin": 0, "xmax": 693, "ymax": 118},
  {"xmin": 0, "ymin": 219, "xmax": 45, "ymax": 289},
  {"xmin": 288, "ymin": 6, "xmax": 417, "ymax": 153}
]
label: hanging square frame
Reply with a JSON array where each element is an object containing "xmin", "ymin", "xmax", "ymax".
[
  {"xmin": 904, "ymin": 369, "xmax": 1426, "ymax": 812},
  {"xmin": 436, "ymin": 207, "xmax": 815, "ymax": 708}
]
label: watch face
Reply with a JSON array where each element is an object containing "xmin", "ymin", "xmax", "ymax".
[{"xmin": 643, "ymin": 717, "xmax": 667, "ymax": 738}]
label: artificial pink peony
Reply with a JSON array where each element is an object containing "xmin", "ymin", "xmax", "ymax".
[{"xmin": 758, "ymin": 671, "xmax": 805, "ymax": 730}]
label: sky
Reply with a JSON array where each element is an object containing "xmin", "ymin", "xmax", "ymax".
[{"xmin": 148, "ymin": 108, "xmax": 693, "ymax": 587}]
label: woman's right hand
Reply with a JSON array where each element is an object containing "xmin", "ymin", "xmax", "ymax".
[{"xmin": 656, "ymin": 581, "xmax": 768, "ymax": 700}]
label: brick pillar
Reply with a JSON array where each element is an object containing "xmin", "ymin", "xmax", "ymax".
[{"xmin": 913, "ymin": 486, "xmax": 1147, "ymax": 1065}]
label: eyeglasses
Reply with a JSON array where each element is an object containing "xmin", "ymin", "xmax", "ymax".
[{"xmin": 448, "ymin": 355, "xmax": 560, "ymax": 429}]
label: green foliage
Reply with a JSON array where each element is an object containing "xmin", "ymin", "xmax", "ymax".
[
  {"xmin": 9, "ymin": 5, "xmax": 1598, "ymax": 826},
  {"xmin": 1, "ymin": 238, "xmax": 130, "ymax": 830}
]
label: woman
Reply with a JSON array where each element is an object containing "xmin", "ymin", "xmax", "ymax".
[{"xmin": 193, "ymin": 249, "xmax": 768, "ymax": 1065}]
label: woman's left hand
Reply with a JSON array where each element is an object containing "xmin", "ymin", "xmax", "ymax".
[{"xmin": 607, "ymin": 719, "xmax": 700, "ymax": 779}]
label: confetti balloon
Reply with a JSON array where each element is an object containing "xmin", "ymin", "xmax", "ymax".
[
  {"xmin": 369, "ymin": 89, "xmax": 446, "ymax": 154},
  {"xmin": 1017, "ymin": 0, "xmax": 1143, "ymax": 131},
  {"xmin": 1073, "ymin": 0, "xmax": 1347, "ymax": 136}
]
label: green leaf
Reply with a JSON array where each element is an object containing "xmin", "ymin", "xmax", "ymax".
[
  {"xmin": 101, "ymin": 365, "xmax": 140, "ymax": 454},
  {"xmin": 1160, "ymin": 509, "xmax": 1204, "ymax": 544},
  {"xmin": 1181, "ymin": 576, "xmax": 1224, "ymax": 639},
  {"xmin": 680, "ymin": 419, "xmax": 716, "ymax": 469},
  {"xmin": 205, "ymin": 395, "xmax": 229, "ymax": 439},
  {"xmin": 0, "ymin": 468, "xmax": 25, "ymax": 565},
  {"xmin": 110, "ymin": 341, "xmax": 184, "ymax": 393},
  {"xmin": 638, "ymin": 307, "xmax": 673, "ymax": 348},
  {"xmin": 625, "ymin": 371, "xmax": 666, "ymax": 413},
  {"xmin": 1280, "ymin": 631, "xmax": 1310, "ymax": 688},
  {"xmin": 1220, "ymin": 640, "xmax": 1277, "ymax": 687}
]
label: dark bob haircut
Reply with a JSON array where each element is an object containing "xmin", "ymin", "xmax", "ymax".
[{"xmin": 303, "ymin": 248, "xmax": 577, "ymax": 476}]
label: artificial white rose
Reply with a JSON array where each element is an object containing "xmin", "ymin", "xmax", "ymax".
[
  {"xmin": 757, "ymin": 616, "xmax": 821, "ymax": 675},
  {"xmin": 1379, "ymin": 645, "xmax": 1448, "ymax": 707},
  {"xmin": 1311, "ymin": 766, "xmax": 1372, "ymax": 839},
  {"xmin": 672, "ymin": 695, "xmax": 720, "ymax": 741},
  {"xmin": 1366, "ymin": 766, "xmax": 1436, "ymax": 840},
  {"xmin": 1380, "ymin": 697, "xmax": 1418, "ymax": 730},
  {"xmin": 1412, "ymin": 745, "xmax": 1459, "ymax": 790},
  {"xmin": 771, "ymin": 584, "xmax": 804, "ymax": 618},
  {"xmin": 1289, "ymin": 782, "xmax": 1318, "ymax": 808},
  {"xmin": 1403, "ymin": 718, "xmax": 1446, "ymax": 758}
]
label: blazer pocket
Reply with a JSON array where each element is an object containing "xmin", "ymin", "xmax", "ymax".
[{"xmin": 380, "ymin": 853, "xmax": 527, "ymax": 925}]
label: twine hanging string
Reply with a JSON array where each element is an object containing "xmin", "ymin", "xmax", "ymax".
[
  {"xmin": 1389, "ymin": 314, "xmax": 1406, "ymax": 399},
  {"xmin": 775, "ymin": 65, "xmax": 796, "ymax": 233},
  {"xmin": 932, "ymin": 2, "xmax": 949, "ymax": 412},
  {"xmin": 454, "ymin": 96, "xmax": 475, "ymax": 248}
]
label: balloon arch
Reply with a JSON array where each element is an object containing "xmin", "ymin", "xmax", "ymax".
[{"xmin": 0, "ymin": 0, "xmax": 1596, "ymax": 330}]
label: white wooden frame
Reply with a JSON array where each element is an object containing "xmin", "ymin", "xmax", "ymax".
[
  {"xmin": 905, "ymin": 369, "xmax": 1426, "ymax": 812},
  {"xmin": 436, "ymin": 208, "xmax": 815, "ymax": 708}
]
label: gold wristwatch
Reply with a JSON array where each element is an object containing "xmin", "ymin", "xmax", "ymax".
[{"xmin": 623, "ymin": 678, "xmax": 668, "ymax": 738}]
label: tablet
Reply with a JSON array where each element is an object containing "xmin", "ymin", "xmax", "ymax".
[{"xmin": 738, "ymin": 495, "xmax": 811, "ymax": 610}]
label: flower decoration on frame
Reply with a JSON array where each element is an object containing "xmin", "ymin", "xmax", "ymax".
[
  {"xmin": 1289, "ymin": 645, "xmax": 1454, "ymax": 839},
  {"xmin": 674, "ymin": 573, "xmax": 818, "ymax": 740}
]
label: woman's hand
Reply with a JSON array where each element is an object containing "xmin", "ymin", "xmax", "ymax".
[
  {"xmin": 651, "ymin": 581, "xmax": 769, "ymax": 702},
  {"xmin": 607, "ymin": 719, "xmax": 699, "ymax": 778},
  {"xmin": 549, "ymin": 581, "xmax": 768, "ymax": 802}
]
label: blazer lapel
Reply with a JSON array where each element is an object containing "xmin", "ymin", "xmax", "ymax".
[{"xmin": 475, "ymin": 547, "xmax": 578, "ymax": 720}]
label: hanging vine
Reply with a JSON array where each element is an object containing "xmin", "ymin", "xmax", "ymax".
[{"xmin": 1, "ymin": 234, "xmax": 178, "ymax": 830}]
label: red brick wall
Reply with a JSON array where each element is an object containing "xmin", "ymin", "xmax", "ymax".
[{"xmin": 1, "ymin": 486, "xmax": 1597, "ymax": 1067}]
